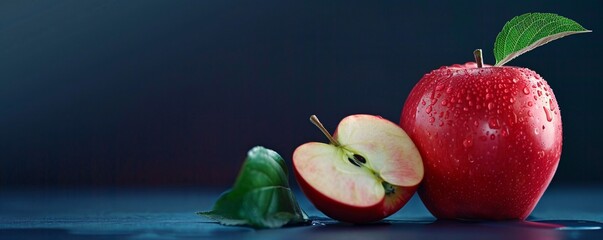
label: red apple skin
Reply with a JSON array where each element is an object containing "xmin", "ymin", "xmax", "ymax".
[
  {"xmin": 293, "ymin": 167, "xmax": 417, "ymax": 223},
  {"xmin": 400, "ymin": 62, "xmax": 562, "ymax": 220}
]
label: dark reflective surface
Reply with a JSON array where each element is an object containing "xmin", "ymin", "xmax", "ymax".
[{"xmin": 0, "ymin": 187, "xmax": 601, "ymax": 240}]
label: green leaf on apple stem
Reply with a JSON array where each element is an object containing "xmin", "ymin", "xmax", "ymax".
[
  {"xmin": 197, "ymin": 146, "xmax": 308, "ymax": 228},
  {"xmin": 494, "ymin": 13, "xmax": 591, "ymax": 66}
]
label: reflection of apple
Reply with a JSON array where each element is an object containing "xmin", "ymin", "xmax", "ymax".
[
  {"xmin": 400, "ymin": 59, "xmax": 562, "ymax": 220},
  {"xmin": 293, "ymin": 114, "xmax": 423, "ymax": 223}
]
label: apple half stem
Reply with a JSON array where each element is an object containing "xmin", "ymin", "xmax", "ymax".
[
  {"xmin": 310, "ymin": 115, "xmax": 341, "ymax": 146},
  {"xmin": 474, "ymin": 49, "xmax": 484, "ymax": 68}
]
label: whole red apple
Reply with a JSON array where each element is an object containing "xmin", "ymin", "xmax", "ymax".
[{"xmin": 400, "ymin": 61, "xmax": 562, "ymax": 220}]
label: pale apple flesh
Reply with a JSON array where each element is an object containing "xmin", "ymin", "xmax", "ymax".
[
  {"xmin": 335, "ymin": 115, "xmax": 424, "ymax": 187},
  {"xmin": 293, "ymin": 114, "xmax": 423, "ymax": 223}
]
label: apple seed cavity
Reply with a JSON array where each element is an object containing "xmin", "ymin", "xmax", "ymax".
[
  {"xmin": 346, "ymin": 153, "xmax": 367, "ymax": 167},
  {"xmin": 382, "ymin": 181, "xmax": 395, "ymax": 195}
]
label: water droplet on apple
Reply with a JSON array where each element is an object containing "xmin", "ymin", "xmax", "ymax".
[
  {"xmin": 436, "ymin": 84, "xmax": 444, "ymax": 91},
  {"xmin": 501, "ymin": 127, "xmax": 509, "ymax": 137},
  {"xmin": 538, "ymin": 151, "xmax": 545, "ymax": 159},
  {"xmin": 463, "ymin": 107, "xmax": 469, "ymax": 111},
  {"xmin": 429, "ymin": 117, "xmax": 435, "ymax": 123},
  {"xmin": 421, "ymin": 100, "xmax": 426, "ymax": 105},
  {"xmin": 509, "ymin": 98, "xmax": 515, "ymax": 103},
  {"xmin": 549, "ymin": 99, "xmax": 556, "ymax": 111},
  {"xmin": 426, "ymin": 105, "xmax": 433, "ymax": 114},
  {"xmin": 487, "ymin": 102, "xmax": 494, "ymax": 110},
  {"xmin": 460, "ymin": 137, "xmax": 471, "ymax": 148},
  {"xmin": 441, "ymin": 100, "xmax": 448, "ymax": 106},
  {"xmin": 527, "ymin": 101, "xmax": 533, "ymax": 107},
  {"xmin": 473, "ymin": 120, "xmax": 479, "ymax": 127},
  {"xmin": 537, "ymin": 90, "xmax": 542, "ymax": 97},
  {"xmin": 523, "ymin": 87, "xmax": 530, "ymax": 95},
  {"xmin": 488, "ymin": 118, "xmax": 500, "ymax": 129},
  {"xmin": 543, "ymin": 106, "xmax": 553, "ymax": 122},
  {"xmin": 485, "ymin": 93, "xmax": 493, "ymax": 100},
  {"xmin": 490, "ymin": 134, "xmax": 496, "ymax": 140}
]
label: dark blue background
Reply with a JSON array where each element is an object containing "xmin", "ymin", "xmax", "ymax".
[{"xmin": 1, "ymin": 1, "xmax": 601, "ymax": 187}]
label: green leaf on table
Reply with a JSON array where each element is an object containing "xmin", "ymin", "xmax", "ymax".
[
  {"xmin": 494, "ymin": 13, "xmax": 591, "ymax": 66},
  {"xmin": 198, "ymin": 146, "xmax": 308, "ymax": 228}
]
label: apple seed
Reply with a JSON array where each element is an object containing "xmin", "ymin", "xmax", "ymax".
[
  {"xmin": 353, "ymin": 154, "xmax": 367, "ymax": 164},
  {"xmin": 347, "ymin": 157, "xmax": 361, "ymax": 167}
]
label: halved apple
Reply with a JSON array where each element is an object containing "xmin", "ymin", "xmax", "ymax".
[{"xmin": 293, "ymin": 114, "xmax": 424, "ymax": 223}]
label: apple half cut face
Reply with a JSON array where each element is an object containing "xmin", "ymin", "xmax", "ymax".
[{"xmin": 293, "ymin": 114, "xmax": 423, "ymax": 223}]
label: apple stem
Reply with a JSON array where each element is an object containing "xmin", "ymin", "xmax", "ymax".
[
  {"xmin": 309, "ymin": 115, "xmax": 340, "ymax": 146},
  {"xmin": 474, "ymin": 49, "xmax": 484, "ymax": 68}
]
